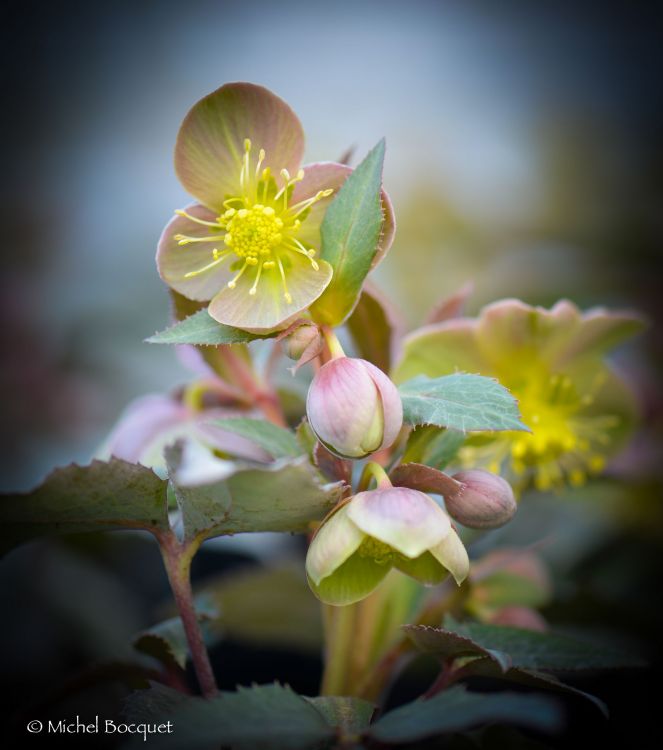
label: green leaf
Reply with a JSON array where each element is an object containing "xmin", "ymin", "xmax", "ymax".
[
  {"xmin": 166, "ymin": 445, "xmax": 343, "ymax": 542},
  {"xmin": 305, "ymin": 696, "xmax": 375, "ymax": 734},
  {"xmin": 346, "ymin": 284, "xmax": 397, "ymax": 372},
  {"xmin": 123, "ymin": 682, "xmax": 189, "ymax": 724},
  {"xmin": 123, "ymin": 683, "xmax": 333, "ymax": 750},
  {"xmin": 0, "ymin": 459, "xmax": 169, "ymax": 556},
  {"xmin": 146, "ymin": 309, "xmax": 271, "ymax": 345},
  {"xmin": 206, "ymin": 418, "xmax": 302, "ymax": 459},
  {"xmin": 368, "ymin": 685, "xmax": 562, "ymax": 743},
  {"xmin": 310, "ymin": 140, "xmax": 386, "ymax": 326},
  {"xmin": 451, "ymin": 621, "xmax": 644, "ymax": 672},
  {"xmin": 399, "ymin": 374, "xmax": 528, "ymax": 432}
]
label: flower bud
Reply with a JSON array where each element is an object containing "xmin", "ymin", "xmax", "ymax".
[
  {"xmin": 445, "ymin": 469, "xmax": 516, "ymax": 529},
  {"xmin": 282, "ymin": 323, "xmax": 323, "ymax": 361},
  {"xmin": 306, "ymin": 357, "xmax": 403, "ymax": 459},
  {"xmin": 306, "ymin": 486, "xmax": 469, "ymax": 606}
]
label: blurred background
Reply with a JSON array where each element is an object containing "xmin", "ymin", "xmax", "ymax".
[{"xmin": 1, "ymin": 0, "xmax": 662, "ymax": 746}]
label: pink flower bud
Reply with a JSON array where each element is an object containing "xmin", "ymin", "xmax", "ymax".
[
  {"xmin": 283, "ymin": 323, "xmax": 323, "ymax": 361},
  {"xmin": 306, "ymin": 357, "xmax": 403, "ymax": 459},
  {"xmin": 445, "ymin": 469, "xmax": 517, "ymax": 529}
]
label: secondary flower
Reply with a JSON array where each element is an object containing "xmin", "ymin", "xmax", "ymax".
[
  {"xmin": 306, "ymin": 486, "xmax": 469, "ymax": 606},
  {"xmin": 393, "ymin": 299, "xmax": 644, "ymax": 492},
  {"xmin": 306, "ymin": 357, "xmax": 403, "ymax": 458},
  {"xmin": 157, "ymin": 82, "xmax": 394, "ymax": 332},
  {"xmin": 445, "ymin": 469, "xmax": 517, "ymax": 529}
]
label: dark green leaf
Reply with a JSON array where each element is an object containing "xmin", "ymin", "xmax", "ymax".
[
  {"xmin": 0, "ymin": 459, "xmax": 168, "ymax": 556},
  {"xmin": 405, "ymin": 625, "xmax": 511, "ymax": 673},
  {"xmin": 146, "ymin": 309, "xmax": 271, "ymax": 345},
  {"xmin": 399, "ymin": 374, "xmax": 528, "ymax": 432},
  {"xmin": 123, "ymin": 683, "xmax": 333, "ymax": 750},
  {"xmin": 305, "ymin": 696, "xmax": 375, "ymax": 734},
  {"xmin": 368, "ymin": 685, "xmax": 562, "ymax": 743},
  {"xmin": 206, "ymin": 418, "xmax": 301, "ymax": 459},
  {"xmin": 123, "ymin": 682, "xmax": 189, "ymax": 724},
  {"xmin": 310, "ymin": 140, "xmax": 386, "ymax": 326}
]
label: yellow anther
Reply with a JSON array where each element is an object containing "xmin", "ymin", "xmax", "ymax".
[
  {"xmin": 244, "ymin": 138, "xmax": 251, "ymax": 152},
  {"xmin": 263, "ymin": 261, "xmax": 275, "ymax": 269}
]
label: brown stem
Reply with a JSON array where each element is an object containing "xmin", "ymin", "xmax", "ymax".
[{"xmin": 159, "ymin": 533, "xmax": 218, "ymax": 698}]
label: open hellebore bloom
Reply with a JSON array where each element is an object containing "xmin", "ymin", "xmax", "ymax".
[
  {"xmin": 306, "ymin": 487, "xmax": 469, "ymax": 606},
  {"xmin": 306, "ymin": 357, "xmax": 403, "ymax": 458},
  {"xmin": 157, "ymin": 83, "xmax": 394, "ymax": 332},
  {"xmin": 394, "ymin": 299, "xmax": 644, "ymax": 492}
]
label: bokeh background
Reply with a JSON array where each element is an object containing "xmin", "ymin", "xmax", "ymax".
[{"xmin": 1, "ymin": 0, "xmax": 662, "ymax": 747}]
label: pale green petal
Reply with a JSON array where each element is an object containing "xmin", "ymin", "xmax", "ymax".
[
  {"xmin": 208, "ymin": 255, "xmax": 333, "ymax": 333},
  {"xmin": 175, "ymin": 83, "xmax": 304, "ymax": 212},
  {"xmin": 347, "ymin": 488, "xmax": 450, "ymax": 559},
  {"xmin": 308, "ymin": 550, "xmax": 391, "ymax": 606},
  {"xmin": 306, "ymin": 504, "xmax": 364, "ymax": 586},
  {"xmin": 394, "ymin": 551, "xmax": 447, "ymax": 586},
  {"xmin": 430, "ymin": 527, "xmax": 470, "ymax": 585}
]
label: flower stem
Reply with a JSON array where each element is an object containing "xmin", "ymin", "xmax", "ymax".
[
  {"xmin": 320, "ymin": 603, "xmax": 357, "ymax": 695},
  {"xmin": 358, "ymin": 461, "xmax": 392, "ymax": 491},
  {"xmin": 321, "ymin": 326, "xmax": 346, "ymax": 360},
  {"xmin": 159, "ymin": 533, "xmax": 218, "ymax": 698}
]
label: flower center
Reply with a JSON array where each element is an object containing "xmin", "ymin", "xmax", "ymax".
[
  {"xmin": 173, "ymin": 139, "xmax": 333, "ymax": 303},
  {"xmin": 358, "ymin": 536, "xmax": 394, "ymax": 565}
]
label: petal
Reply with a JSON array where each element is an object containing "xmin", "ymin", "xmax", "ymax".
[
  {"xmin": 157, "ymin": 203, "xmax": 232, "ymax": 301},
  {"xmin": 293, "ymin": 162, "xmax": 395, "ymax": 267},
  {"xmin": 360, "ymin": 359, "xmax": 403, "ymax": 450},
  {"xmin": 308, "ymin": 550, "xmax": 391, "ymax": 606},
  {"xmin": 175, "ymin": 82, "xmax": 304, "ymax": 212},
  {"xmin": 305, "ymin": 503, "xmax": 365, "ymax": 586},
  {"xmin": 347, "ymin": 488, "xmax": 450, "ymax": 559},
  {"xmin": 430, "ymin": 527, "xmax": 470, "ymax": 585},
  {"xmin": 208, "ymin": 254, "xmax": 333, "ymax": 333},
  {"xmin": 391, "ymin": 318, "xmax": 485, "ymax": 383},
  {"xmin": 394, "ymin": 551, "xmax": 447, "ymax": 585}
]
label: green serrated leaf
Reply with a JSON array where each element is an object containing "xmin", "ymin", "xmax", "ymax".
[
  {"xmin": 0, "ymin": 459, "xmax": 169, "ymax": 556},
  {"xmin": 123, "ymin": 683, "xmax": 333, "ymax": 750},
  {"xmin": 368, "ymin": 685, "xmax": 562, "ymax": 742},
  {"xmin": 206, "ymin": 418, "xmax": 302, "ymax": 459},
  {"xmin": 310, "ymin": 140, "xmax": 386, "ymax": 326},
  {"xmin": 166, "ymin": 444, "xmax": 343, "ymax": 542},
  {"xmin": 399, "ymin": 374, "xmax": 528, "ymax": 432},
  {"xmin": 123, "ymin": 682, "xmax": 189, "ymax": 725},
  {"xmin": 146, "ymin": 309, "xmax": 271, "ymax": 345},
  {"xmin": 305, "ymin": 696, "xmax": 375, "ymax": 734}
]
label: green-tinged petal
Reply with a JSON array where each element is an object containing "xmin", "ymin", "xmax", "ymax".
[
  {"xmin": 347, "ymin": 488, "xmax": 450, "ymax": 559},
  {"xmin": 293, "ymin": 162, "xmax": 395, "ymax": 269},
  {"xmin": 394, "ymin": 551, "xmax": 447, "ymax": 586},
  {"xmin": 157, "ymin": 204, "xmax": 232, "ymax": 301},
  {"xmin": 430, "ymin": 528, "xmax": 470, "ymax": 585},
  {"xmin": 391, "ymin": 318, "xmax": 485, "ymax": 384},
  {"xmin": 306, "ymin": 504, "xmax": 365, "ymax": 586},
  {"xmin": 308, "ymin": 549, "xmax": 391, "ymax": 606},
  {"xmin": 208, "ymin": 254, "xmax": 333, "ymax": 333},
  {"xmin": 475, "ymin": 299, "xmax": 582, "ymax": 375},
  {"xmin": 175, "ymin": 82, "xmax": 304, "ymax": 212}
]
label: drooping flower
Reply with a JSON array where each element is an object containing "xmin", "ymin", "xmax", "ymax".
[
  {"xmin": 306, "ymin": 357, "xmax": 403, "ymax": 458},
  {"xmin": 157, "ymin": 83, "xmax": 394, "ymax": 332},
  {"xmin": 393, "ymin": 299, "xmax": 644, "ymax": 492},
  {"xmin": 306, "ymin": 486, "xmax": 469, "ymax": 606}
]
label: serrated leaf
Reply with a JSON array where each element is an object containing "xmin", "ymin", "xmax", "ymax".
[
  {"xmin": 404, "ymin": 625, "xmax": 512, "ymax": 673},
  {"xmin": 305, "ymin": 696, "xmax": 375, "ymax": 734},
  {"xmin": 166, "ymin": 443, "xmax": 343, "ymax": 542},
  {"xmin": 0, "ymin": 459, "xmax": 169, "ymax": 555},
  {"xmin": 122, "ymin": 683, "xmax": 333, "ymax": 750},
  {"xmin": 368, "ymin": 685, "xmax": 562, "ymax": 743},
  {"xmin": 206, "ymin": 418, "xmax": 302, "ymax": 459},
  {"xmin": 123, "ymin": 682, "xmax": 189, "ymax": 725},
  {"xmin": 399, "ymin": 374, "xmax": 528, "ymax": 432},
  {"xmin": 451, "ymin": 622, "xmax": 644, "ymax": 672},
  {"xmin": 146, "ymin": 309, "xmax": 271, "ymax": 345},
  {"xmin": 310, "ymin": 140, "xmax": 386, "ymax": 326}
]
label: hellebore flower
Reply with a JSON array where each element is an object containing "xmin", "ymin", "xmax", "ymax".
[
  {"xmin": 306, "ymin": 486, "xmax": 469, "ymax": 606},
  {"xmin": 306, "ymin": 357, "xmax": 403, "ymax": 458},
  {"xmin": 393, "ymin": 299, "xmax": 644, "ymax": 492},
  {"xmin": 157, "ymin": 83, "xmax": 394, "ymax": 332}
]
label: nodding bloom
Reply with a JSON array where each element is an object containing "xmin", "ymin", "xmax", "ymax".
[
  {"xmin": 158, "ymin": 82, "xmax": 394, "ymax": 332},
  {"xmin": 306, "ymin": 486, "xmax": 469, "ymax": 606},
  {"xmin": 306, "ymin": 357, "xmax": 403, "ymax": 459},
  {"xmin": 394, "ymin": 299, "xmax": 644, "ymax": 493}
]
